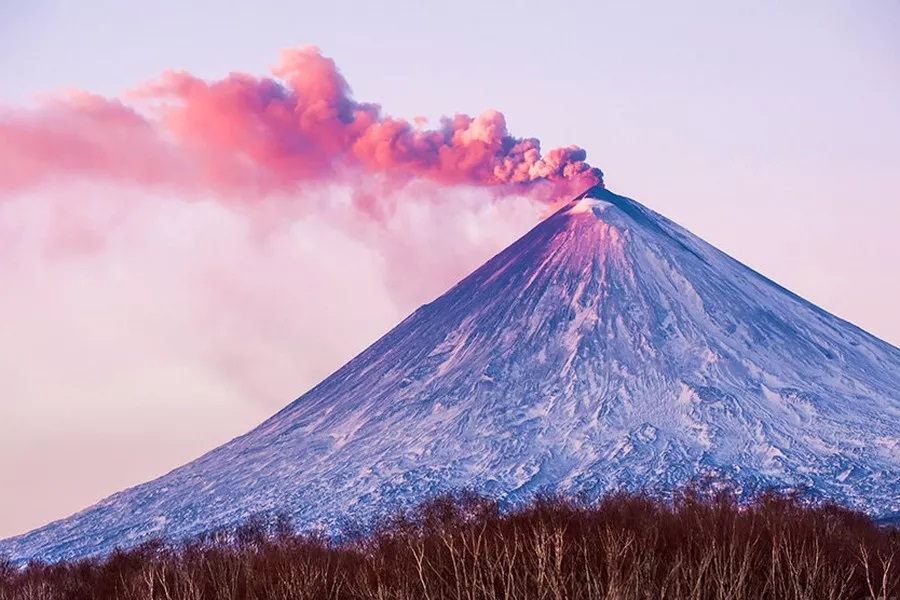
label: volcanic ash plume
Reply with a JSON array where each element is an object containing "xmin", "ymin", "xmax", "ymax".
[{"xmin": 1, "ymin": 46, "xmax": 602, "ymax": 202}]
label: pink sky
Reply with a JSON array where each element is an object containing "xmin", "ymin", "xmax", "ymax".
[{"xmin": 1, "ymin": 1, "xmax": 898, "ymax": 539}]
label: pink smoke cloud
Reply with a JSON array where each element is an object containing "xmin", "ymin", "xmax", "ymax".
[
  {"xmin": 1, "ymin": 46, "xmax": 602, "ymax": 202},
  {"xmin": 0, "ymin": 92, "xmax": 183, "ymax": 193}
]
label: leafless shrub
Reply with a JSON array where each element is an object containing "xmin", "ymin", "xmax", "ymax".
[{"xmin": 0, "ymin": 486, "xmax": 896, "ymax": 599}]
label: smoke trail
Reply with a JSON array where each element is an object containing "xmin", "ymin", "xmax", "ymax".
[{"xmin": 1, "ymin": 46, "xmax": 602, "ymax": 202}]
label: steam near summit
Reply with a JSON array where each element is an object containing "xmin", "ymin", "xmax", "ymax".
[{"xmin": 1, "ymin": 46, "xmax": 601, "ymax": 203}]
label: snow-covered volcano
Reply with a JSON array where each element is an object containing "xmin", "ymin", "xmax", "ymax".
[{"xmin": 4, "ymin": 186, "xmax": 899, "ymax": 562}]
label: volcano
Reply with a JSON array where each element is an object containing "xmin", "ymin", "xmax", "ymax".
[{"xmin": 4, "ymin": 186, "xmax": 899, "ymax": 562}]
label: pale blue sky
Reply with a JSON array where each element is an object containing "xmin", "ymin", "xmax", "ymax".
[
  {"xmin": 1, "ymin": 0, "xmax": 899, "ymax": 539},
  {"xmin": 2, "ymin": 0, "xmax": 897, "ymax": 343}
]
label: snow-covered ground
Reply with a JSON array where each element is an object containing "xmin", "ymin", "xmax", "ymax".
[{"xmin": 3, "ymin": 186, "xmax": 898, "ymax": 562}]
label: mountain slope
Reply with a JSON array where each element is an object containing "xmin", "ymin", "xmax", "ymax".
[{"xmin": 4, "ymin": 186, "xmax": 899, "ymax": 562}]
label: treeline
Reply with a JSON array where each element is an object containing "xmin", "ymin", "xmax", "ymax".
[{"xmin": 1, "ymin": 488, "xmax": 897, "ymax": 600}]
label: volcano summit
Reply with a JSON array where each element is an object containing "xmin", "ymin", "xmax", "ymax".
[{"xmin": 3, "ymin": 186, "xmax": 899, "ymax": 562}]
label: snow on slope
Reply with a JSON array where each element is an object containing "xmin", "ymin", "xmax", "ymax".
[{"xmin": 3, "ymin": 186, "xmax": 899, "ymax": 562}]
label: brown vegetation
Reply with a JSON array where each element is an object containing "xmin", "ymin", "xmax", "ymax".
[{"xmin": 1, "ymin": 488, "xmax": 897, "ymax": 599}]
